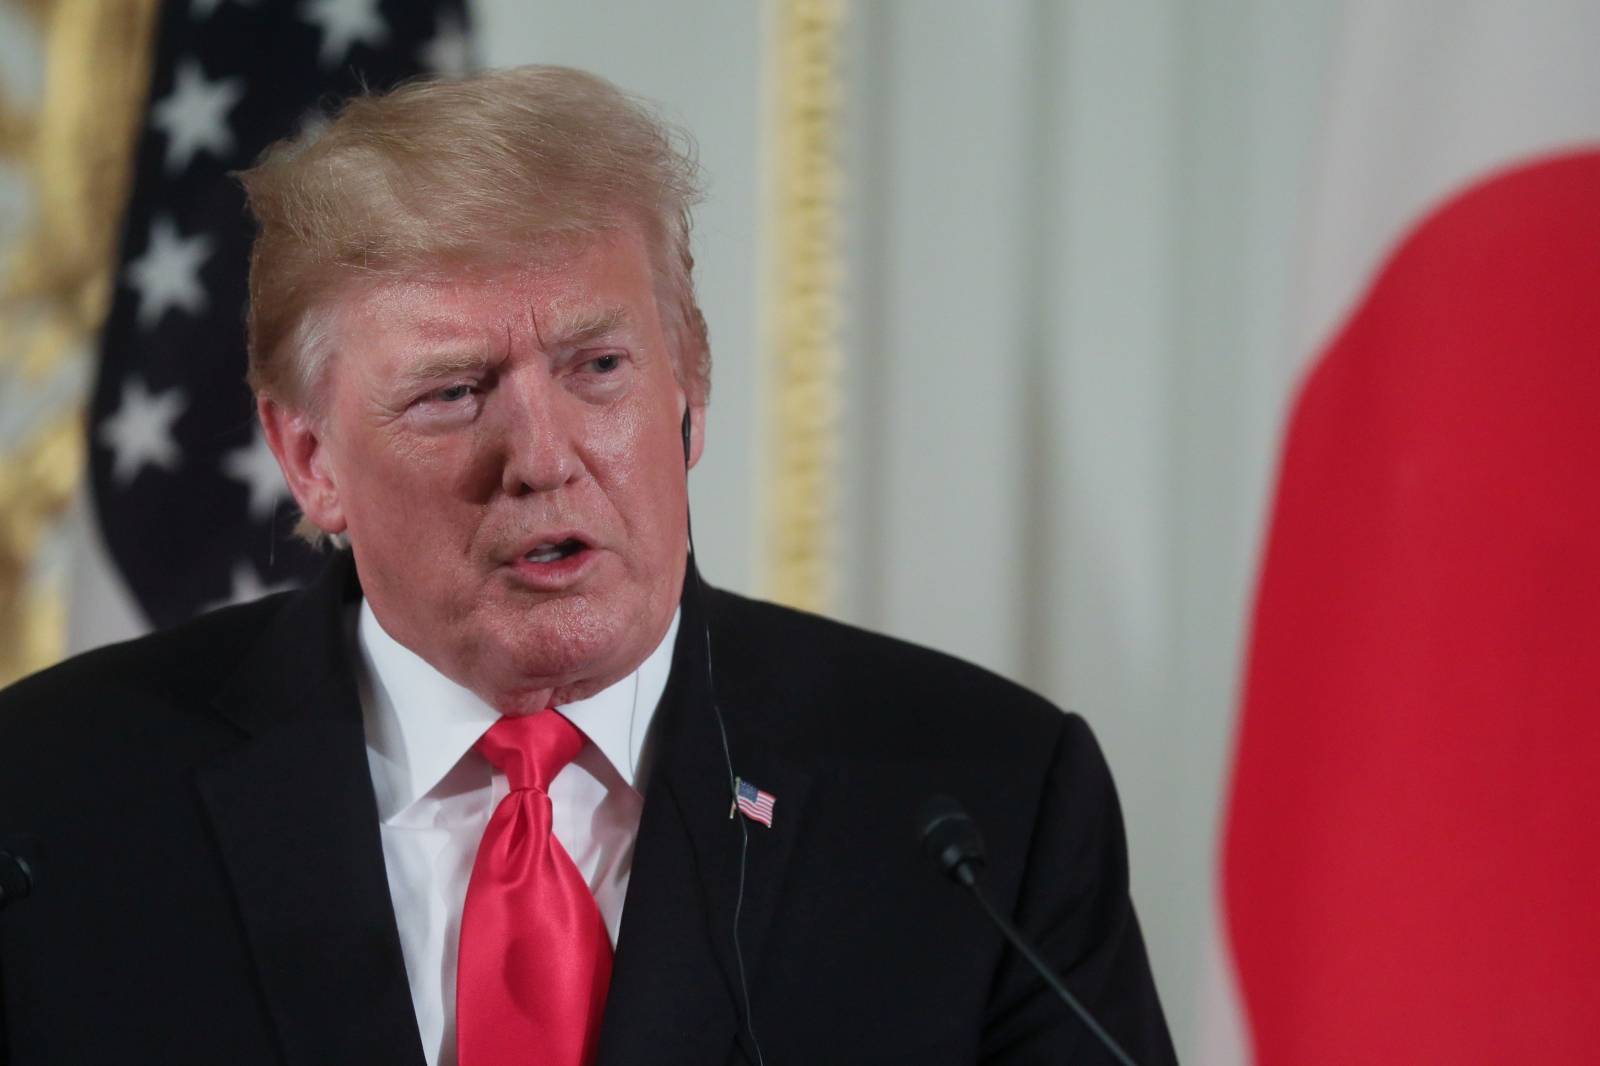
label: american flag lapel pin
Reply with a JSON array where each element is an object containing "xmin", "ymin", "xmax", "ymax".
[{"xmin": 733, "ymin": 776, "xmax": 776, "ymax": 828}]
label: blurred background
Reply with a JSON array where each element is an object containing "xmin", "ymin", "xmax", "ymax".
[{"xmin": 4, "ymin": 2, "xmax": 1596, "ymax": 1063}]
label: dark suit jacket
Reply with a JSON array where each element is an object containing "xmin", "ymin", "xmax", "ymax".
[{"xmin": 0, "ymin": 553, "xmax": 1175, "ymax": 1064}]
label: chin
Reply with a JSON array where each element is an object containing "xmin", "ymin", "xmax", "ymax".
[{"xmin": 482, "ymin": 598, "xmax": 641, "ymax": 693}]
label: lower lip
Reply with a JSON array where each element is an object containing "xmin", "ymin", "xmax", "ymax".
[{"xmin": 504, "ymin": 547, "xmax": 597, "ymax": 589}]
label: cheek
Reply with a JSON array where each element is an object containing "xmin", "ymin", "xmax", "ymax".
[
  {"xmin": 339, "ymin": 428, "xmax": 492, "ymax": 532},
  {"xmin": 453, "ymin": 426, "xmax": 509, "ymax": 501},
  {"xmin": 589, "ymin": 403, "xmax": 653, "ymax": 466},
  {"xmin": 585, "ymin": 404, "xmax": 686, "ymax": 530}
]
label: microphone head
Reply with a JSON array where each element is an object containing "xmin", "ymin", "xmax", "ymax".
[{"xmin": 917, "ymin": 794, "xmax": 986, "ymax": 888}]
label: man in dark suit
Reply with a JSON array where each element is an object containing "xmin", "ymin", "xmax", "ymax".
[{"xmin": 0, "ymin": 67, "xmax": 1175, "ymax": 1065}]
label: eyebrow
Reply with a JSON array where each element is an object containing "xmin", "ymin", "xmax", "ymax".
[
  {"xmin": 391, "ymin": 349, "xmax": 497, "ymax": 394},
  {"xmin": 387, "ymin": 305, "xmax": 632, "ymax": 394},
  {"xmin": 537, "ymin": 305, "xmax": 631, "ymax": 348}
]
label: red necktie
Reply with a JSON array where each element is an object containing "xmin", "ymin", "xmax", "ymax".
[{"xmin": 456, "ymin": 710, "xmax": 612, "ymax": 1066}]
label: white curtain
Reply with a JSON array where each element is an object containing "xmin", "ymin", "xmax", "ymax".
[{"xmin": 832, "ymin": 4, "xmax": 1335, "ymax": 1056}]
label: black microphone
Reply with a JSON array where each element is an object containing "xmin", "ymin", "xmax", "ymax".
[
  {"xmin": 0, "ymin": 847, "xmax": 33, "ymax": 911},
  {"xmin": 916, "ymin": 796, "xmax": 1140, "ymax": 1066}
]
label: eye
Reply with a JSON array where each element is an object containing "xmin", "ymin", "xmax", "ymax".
[
  {"xmin": 564, "ymin": 351, "xmax": 629, "ymax": 402},
  {"xmin": 431, "ymin": 383, "xmax": 475, "ymax": 402}
]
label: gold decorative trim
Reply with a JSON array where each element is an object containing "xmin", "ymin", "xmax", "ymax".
[
  {"xmin": 758, "ymin": 0, "xmax": 846, "ymax": 613},
  {"xmin": 0, "ymin": 413, "xmax": 83, "ymax": 680},
  {"xmin": 0, "ymin": 0, "xmax": 161, "ymax": 685}
]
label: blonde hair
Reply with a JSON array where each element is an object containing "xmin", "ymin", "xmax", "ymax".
[{"xmin": 237, "ymin": 66, "xmax": 709, "ymax": 410}]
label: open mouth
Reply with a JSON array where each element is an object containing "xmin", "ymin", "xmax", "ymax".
[{"xmin": 523, "ymin": 538, "xmax": 587, "ymax": 564}]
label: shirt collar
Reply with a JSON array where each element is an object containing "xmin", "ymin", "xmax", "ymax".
[{"xmin": 356, "ymin": 600, "xmax": 680, "ymax": 823}]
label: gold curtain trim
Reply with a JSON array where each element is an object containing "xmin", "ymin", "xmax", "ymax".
[
  {"xmin": 758, "ymin": 0, "xmax": 846, "ymax": 612},
  {"xmin": 0, "ymin": 0, "xmax": 162, "ymax": 685}
]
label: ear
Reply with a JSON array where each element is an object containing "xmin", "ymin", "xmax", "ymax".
[
  {"xmin": 257, "ymin": 394, "xmax": 347, "ymax": 535},
  {"xmin": 685, "ymin": 396, "xmax": 708, "ymax": 470}
]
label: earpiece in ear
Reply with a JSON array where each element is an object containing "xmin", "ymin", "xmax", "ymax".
[{"xmin": 681, "ymin": 408, "xmax": 692, "ymax": 466}]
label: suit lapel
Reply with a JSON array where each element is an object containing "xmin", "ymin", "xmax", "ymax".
[
  {"xmin": 597, "ymin": 576, "xmax": 813, "ymax": 1065},
  {"xmin": 195, "ymin": 554, "xmax": 425, "ymax": 1066}
]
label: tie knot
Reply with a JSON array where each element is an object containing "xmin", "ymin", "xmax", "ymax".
[{"xmin": 476, "ymin": 709, "xmax": 584, "ymax": 793}]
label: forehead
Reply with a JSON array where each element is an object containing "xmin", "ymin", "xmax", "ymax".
[{"xmin": 336, "ymin": 227, "xmax": 660, "ymax": 346}]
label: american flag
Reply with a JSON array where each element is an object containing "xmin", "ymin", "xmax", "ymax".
[
  {"xmin": 734, "ymin": 778, "xmax": 776, "ymax": 828},
  {"xmin": 88, "ymin": 0, "xmax": 470, "ymax": 629}
]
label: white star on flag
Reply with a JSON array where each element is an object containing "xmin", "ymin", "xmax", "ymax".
[
  {"xmin": 221, "ymin": 428, "xmax": 293, "ymax": 520},
  {"xmin": 303, "ymin": 0, "xmax": 389, "ymax": 68},
  {"xmin": 206, "ymin": 561, "xmax": 298, "ymax": 612},
  {"xmin": 125, "ymin": 216, "xmax": 213, "ymax": 329},
  {"xmin": 100, "ymin": 378, "xmax": 188, "ymax": 486},
  {"xmin": 420, "ymin": 11, "xmax": 473, "ymax": 74},
  {"xmin": 150, "ymin": 58, "xmax": 245, "ymax": 174}
]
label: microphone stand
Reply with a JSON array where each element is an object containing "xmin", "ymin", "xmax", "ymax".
[
  {"xmin": 920, "ymin": 797, "xmax": 1139, "ymax": 1066},
  {"xmin": 962, "ymin": 878, "xmax": 1138, "ymax": 1066}
]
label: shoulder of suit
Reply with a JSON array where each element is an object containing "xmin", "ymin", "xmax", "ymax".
[
  {"xmin": 700, "ymin": 585, "xmax": 1080, "ymax": 761},
  {"xmin": 0, "ymin": 591, "xmax": 295, "ymax": 751}
]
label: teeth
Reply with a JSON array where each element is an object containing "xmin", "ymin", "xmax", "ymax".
[{"xmin": 526, "ymin": 540, "xmax": 581, "ymax": 564}]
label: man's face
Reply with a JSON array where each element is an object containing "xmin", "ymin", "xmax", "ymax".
[{"xmin": 277, "ymin": 227, "xmax": 701, "ymax": 710}]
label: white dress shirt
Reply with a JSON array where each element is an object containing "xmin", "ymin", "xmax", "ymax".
[{"xmin": 354, "ymin": 600, "xmax": 679, "ymax": 1066}]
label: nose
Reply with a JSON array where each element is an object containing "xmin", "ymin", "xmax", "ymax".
[{"xmin": 496, "ymin": 371, "xmax": 578, "ymax": 496}]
